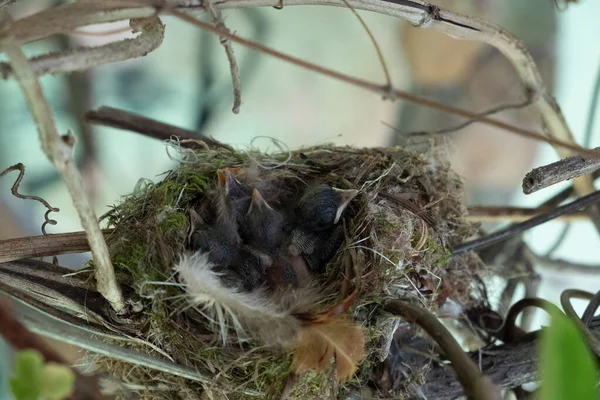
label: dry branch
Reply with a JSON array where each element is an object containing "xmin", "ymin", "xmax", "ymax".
[
  {"xmin": 0, "ymin": 231, "xmax": 104, "ymax": 263},
  {"xmin": 523, "ymin": 147, "xmax": 600, "ymax": 194},
  {"xmin": 85, "ymin": 106, "xmax": 233, "ymax": 150},
  {"xmin": 0, "ymin": 16, "xmax": 165, "ymax": 79},
  {"xmin": 204, "ymin": 0, "xmax": 242, "ymax": 113},
  {"xmin": 0, "ymin": 12, "xmax": 125, "ymax": 312}
]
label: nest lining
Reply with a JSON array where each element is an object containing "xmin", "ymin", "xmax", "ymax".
[{"xmin": 96, "ymin": 144, "xmax": 480, "ymax": 399}]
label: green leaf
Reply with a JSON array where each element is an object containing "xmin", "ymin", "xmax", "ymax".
[
  {"xmin": 41, "ymin": 363, "xmax": 75, "ymax": 400},
  {"xmin": 9, "ymin": 349, "xmax": 44, "ymax": 400},
  {"xmin": 539, "ymin": 308, "xmax": 598, "ymax": 400}
]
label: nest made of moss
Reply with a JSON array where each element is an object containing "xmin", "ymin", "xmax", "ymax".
[{"xmin": 96, "ymin": 143, "xmax": 481, "ymax": 399}]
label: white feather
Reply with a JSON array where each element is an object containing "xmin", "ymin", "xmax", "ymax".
[{"xmin": 174, "ymin": 252, "xmax": 316, "ymax": 346}]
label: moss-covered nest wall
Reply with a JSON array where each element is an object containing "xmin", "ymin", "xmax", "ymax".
[{"xmin": 96, "ymin": 144, "xmax": 480, "ymax": 399}]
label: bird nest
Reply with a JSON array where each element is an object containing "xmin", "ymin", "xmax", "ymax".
[{"xmin": 96, "ymin": 142, "xmax": 480, "ymax": 399}]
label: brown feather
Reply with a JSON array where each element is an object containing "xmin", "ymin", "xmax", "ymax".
[{"xmin": 291, "ymin": 318, "xmax": 365, "ymax": 382}]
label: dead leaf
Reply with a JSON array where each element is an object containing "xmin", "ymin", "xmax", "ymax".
[{"xmin": 291, "ymin": 319, "xmax": 365, "ymax": 382}]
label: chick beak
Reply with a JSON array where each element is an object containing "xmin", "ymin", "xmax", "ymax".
[
  {"xmin": 332, "ymin": 188, "xmax": 358, "ymax": 224},
  {"xmin": 187, "ymin": 208, "xmax": 203, "ymax": 241},
  {"xmin": 224, "ymin": 168, "xmax": 245, "ymax": 196},
  {"xmin": 248, "ymin": 188, "xmax": 272, "ymax": 214},
  {"xmin": 217, "ymin": 169, "xmax": 227, "ymax": 187}
]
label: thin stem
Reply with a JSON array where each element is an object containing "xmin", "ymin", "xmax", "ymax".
[
  {"xmin": 453, "ymin": 189, "xmax": 600, "ymax": 255},
  {"xmin": 340, "ymin": 0, "xmax": 392, "ymax": 89}
]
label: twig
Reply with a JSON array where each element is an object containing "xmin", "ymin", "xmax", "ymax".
[
  {"xmin": 0, "ymin": 13, "xmax": 125, "ymax": 312},
  {"xmin": 452, "ymin": 189, "xmax": 600, "ymax": 255},
  {"xmin": 0, "ymin": 297, "xmax": 106, "ymax": 400},
  {"xmin": 340, "ymin": 0, "xmax": 392, "ymax": 89},
  {"xmin": 391, "ymin": 99, "xmax": 533, "ymax": 136},
  {"xmin": 0, "ymin": 231, "xmax": 111, "ymax": 263},
  {"xmin": 85, "ymin": 106, "xmax": 233, "ymax": 151},
  {"xmin": 384, "ymin": 300, "xmax": 501, "ymax": 400},
  {"xmin": 1, "ymin": 163, "xmax": 59, "ymax": 235},
  {"xmin": 204, "ymin": 0, "xmax": 242, "ymax": 113},
  {"xmin": 523, "ymin": 147, "xmax": 600, "ymax": 195},
  {"xmin": 466, "ymin": 206, "xmax": 587, "ymax": 223},
  {"xmin": 0, "ymin": 17, "xmax": 165, "ymax": 79}
]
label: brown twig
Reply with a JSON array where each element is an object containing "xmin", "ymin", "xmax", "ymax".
[
  {"xmin": 0, "ymin": 12, "xmax": 125, "ymax": 312},
  {"xmin": 390, "ymin": 99, "xmax": 533, "ymax": 136},
  {"xmin": 466, "ymin": 206, "xmax": 587, "ymax": 223},
  {"xmin": 384, "ymin": 300, "xmax": 501, "ymax": 400},
  {"xmin": 204, "ymin": 0, "xmax": 242, "ymax": 113},
  {"xmin": 523, "ymin": 147, "xmax": 600, "ymax": 195},
  {"xmin": 340, "ymin": 0, "xmax": 392, "ymax": 89},
  {"xmin": 0, "ymin": 297, "xmax": 105, "ymax": 400},
  {"xmin": 1, "ymin": 163, "xmax": 59, "ymax": 235},
  {"xmin": 85, "ymin": 106, "xmax": 233, "ymax": 151},
  {"xmin": 0, "ymin": 231, "xmax": 111, "ymax": 263}
]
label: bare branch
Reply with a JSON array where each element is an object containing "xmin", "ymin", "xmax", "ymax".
[
  {"xmin": 85, "ymin": 106, "xmax": 233, "ymax": 151},
  {"xmin": 0, "ymin": 13, "xmax": 125, "ymax": 312},
  {"xmin": 0, "ymin": 231, "xmax": 107, "ymax": 263},
  {"xmin": 0, "ymin": 17, "xmax": 165, "ymax": 79},
  {"xmin": 392, "ymin": 99, "xmax": 533, "ymax": 136},
  {"xmin": 204, "ymin": 0, "xmax": 242, "ymax": 113},
  {"xmin": 523, "ymin": 147, "xmax": 600, "ymax": 195},
  {"xmin": 0, "ymin": 2, "xmax": 155, "ymax": 44},
  {"xmin": 340, "ymin": 0, "xmax": 392, "ymax": 89}
]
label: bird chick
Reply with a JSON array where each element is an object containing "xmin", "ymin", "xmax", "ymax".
[
  {"xmin": 212, "ymin": 168, "xmax": 253, "ymax": 245},
  {"xmin": 301, "ymin": 224, "xmax": 345, "ymax": 274},
  {"xmin": 188, "ymin": 209, "xmax": 236, "ymax": 268},
  {"xmin": 232, "ymin": 246, "xmax": 268, "ymax": 291},
  {"xmin": 240, "ymin": 188, "xmax": 285, "ymax": 252},
  {"xmin": 295, "ymin": 184, "xmax": 358, "ymax": 232}
]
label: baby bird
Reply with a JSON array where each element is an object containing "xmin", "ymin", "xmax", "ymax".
[
  {"xmin": 211, "ymin": 168, "xmax": 253, "ymax": 245},
  {"xmin": 188, "ymin": 209, "xmax": 236, "ymax": 267},
  {"xmin": 240, "ymin": 188, "xmax": 285, "ymax": 252},
  {"xmin": 294, "ymin": 184, "xmax": 358, "ymax": 232},
  {"xmin": 287, "ymin": 184, "xmax": 357, "ymax": 273}
]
